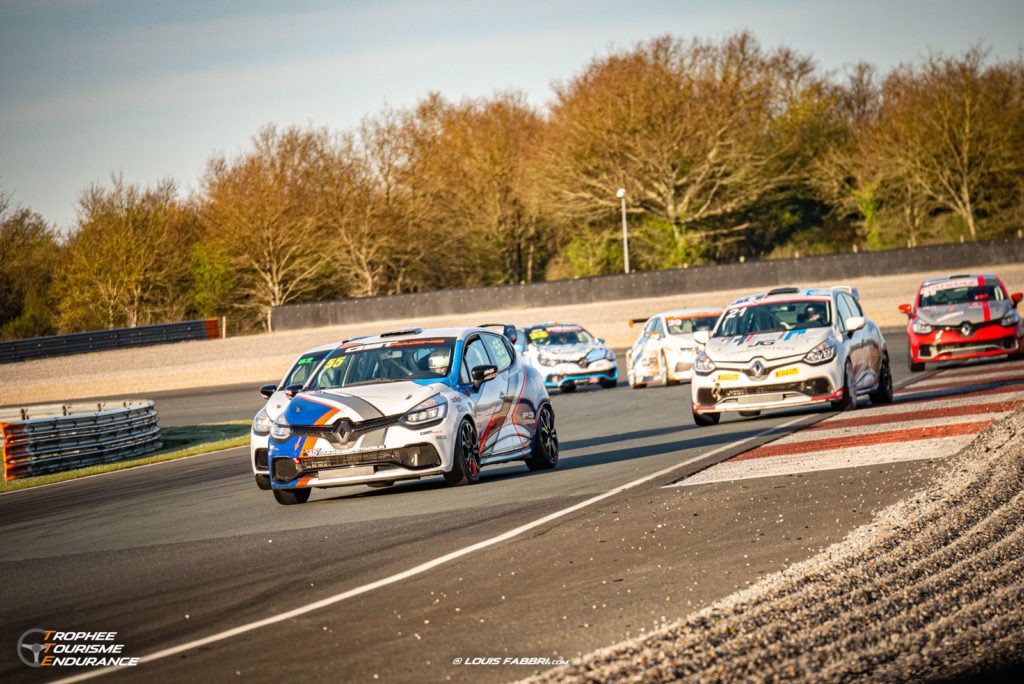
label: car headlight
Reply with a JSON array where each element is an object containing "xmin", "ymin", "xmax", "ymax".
[
  {"xmin": 694, "ymin": 352, "xmax": 716, "ymax": 375},
  {"xmin": 252, "ymin": 407, "xmax": 273, "ymax": 436},
  {"xmin": 912, "ymin": 318, "xmax": 933, "ymax": 334},
  {"xmin": 1000, "ymin": 310, "xmax": 1020, "ymax": 327},
  {"xmin": 604, "ymin": 348, "xmax": 617, "ymax": 362},
  {"xmin": 270, "ymin": 417, "xmax": 292, "ymax": 440},
  {"xmin": 803, "ymin": 340, "xmax": 837, "ymax": 365},
  {"xmin": 537, "ymin": 353, "xmax": 558, "ymax": 367},
  {"xmin": 401, "ymin": 394, "xmax": 448, "ymax": 427}
]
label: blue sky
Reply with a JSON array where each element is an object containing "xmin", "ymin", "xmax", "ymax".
[{"xmin": 1, "ymin": 0, "xmax": 1022, "ymax": 232}]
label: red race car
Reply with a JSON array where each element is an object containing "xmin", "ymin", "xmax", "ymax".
[{"xmin": 899, "ymin": 273, "xmax": 1024, "ymax": 372}]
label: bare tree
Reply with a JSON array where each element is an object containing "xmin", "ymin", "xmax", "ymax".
[{"xmin": 200, "ymin": 125, "xmax": 334, "ymax": 330}]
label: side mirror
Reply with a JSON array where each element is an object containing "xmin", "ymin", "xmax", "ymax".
[
  {"xmin": 693, "ymin": 330, "xmax": 711, "ymax": 345},
  {"xmin": 898, "ymin": 303, "xmax": 913, "ymax": 316},
  {"xmin": 845, "ymin": 316, "xmax": 866, "ymax": 334},
  {"xmin": 284, "ymin": 383, "xmax": 304, "ymax": 398},
  {"xmin": 1012, "ymin": 293, "xmax": 1023, "ymax": 309},
  {"xmin": 259, "ymin": 384, "xmax": 277, "ymax": 399},
  {"xmin": 471, "ymin": 364, "xmax": 498, "ymax": 391}
]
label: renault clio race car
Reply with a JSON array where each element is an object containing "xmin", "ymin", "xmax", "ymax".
[
  {"xmin": 898, "ymin": 273, "xmax": 1023, "ymax": 372},
  {"xmin": 626, "ymin": 308, "xmax": 722, "ymax": 388},
  {"xmin": 250, "ymin": 341, "xmax": 342, "ymax": 490},
  {"xmin": 690, "ymin": 286, "xmax": 893, "ymax": 426},
  {"xmin": 266, "ymin": 326, "xmax": 558, "ymax": 505},
  {"xmin": 517, "ymin": 323, "xmax": 618, "ymax": 392}
]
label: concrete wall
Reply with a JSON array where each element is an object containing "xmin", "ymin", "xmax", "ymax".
[{"xmin": 272, "ymin": 238, "xmax": 1024, "ymax": 331}]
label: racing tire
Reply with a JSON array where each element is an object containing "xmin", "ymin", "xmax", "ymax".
[
  {"xmin": 659, "ymin": 353, "xmax": 678, "ymax": 386},
  {"xmin": 559, "ymin": 383, "xmax": 577, "ymax": 394},
  {"xmin": 272, "ymin": 487, "xmax": 311, "ymax": 505},
  {"xmin": 869, "ymin": 352, "xmax": 894, "ymax": 404},
  {"xmin": 525, "ymin": 404, "xmax": 559, "ymax": 471},
  {"xmin": 908, "ymin": 349, "xmax": 925, "ymax": 373},
  {"xmin": 692, "ymin": 409, "xmax": 720, "ymax": 427},
  {"xmin": 255, "ymin": 474, "xmax": 271, "ymax": 491},
  {"xmin": 444, "ymin": 419, "xmax": 481, "ymax": 486},
  {"xmin": 599, "ymin": 378, "xmax": 617, "ymax": 389},
  {"xmin": 831, "ymin": 360, "xmax": 857, "ymax": 411}
]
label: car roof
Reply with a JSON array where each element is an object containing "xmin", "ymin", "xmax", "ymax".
[
  {"xmin": 658, "ymin": 308, "xmax": 723, "ymax": 318},
  {"xmin": 919, "ymin": 273, "xmax": 999, "ymax": 288},
  {"xmin": 338, "ymin": 326, "xmax": 496, "ymax": 346},
  {"xmin": 727, "ymin": 285, "xmax": 856, "ymax": 308}
]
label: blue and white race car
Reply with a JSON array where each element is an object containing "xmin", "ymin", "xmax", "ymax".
[
  {"xmin": 250, "ymin": 341, "xmax": 341, "ymax": 490},
  {"xmin": 266, "ymin": 326, "xmax": 558, "ymax": 505},
  {"xmin": 690, "ymin": 286, "xmax": 893, "ymax": 425},
  {"xmin": 517, "ymin": 322, "xmax": 618, "ymax": 393}
]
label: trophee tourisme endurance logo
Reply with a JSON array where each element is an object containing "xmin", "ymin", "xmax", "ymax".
[{"xmin": 17, "ymin": 629, "xmax": 139, "ymax": 669}]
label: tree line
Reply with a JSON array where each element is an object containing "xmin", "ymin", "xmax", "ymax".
[{"xmin": 2, "ymin": 32, "xmax": 1022, "ymax": 338}]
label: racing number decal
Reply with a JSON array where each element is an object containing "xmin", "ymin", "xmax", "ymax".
[{"xmin": 322, "ymin": 357, "xmax": 345, "ymax": 371}]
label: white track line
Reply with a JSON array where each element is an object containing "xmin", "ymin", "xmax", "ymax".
[{"xmin": 53, "ymin": 416, "xmax": 806, "ymax": 683}]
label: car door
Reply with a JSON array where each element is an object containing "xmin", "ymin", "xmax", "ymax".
[
  {"xmin": 459, "ymin": 335, "xmax": 507, "ymax": 455},
  {"xmin": 480, "ymin": 332, "xmax": 528, "ymax": 455},
  {"xmin": 837, "ymin": 292, "xmax": 876, "ymax": 391}
]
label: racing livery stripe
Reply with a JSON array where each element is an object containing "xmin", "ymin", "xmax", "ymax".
[{"xmin": 320, "ymin": 394, "xmax": 385, "ymax": 420}]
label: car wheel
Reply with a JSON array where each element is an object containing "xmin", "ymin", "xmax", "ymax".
[
  {"xmin": 254, "ymin": 474, "xmax": 271, "ymax": 491},
  {"xmin": 908, "ymin": 348, "xmax": 925, "ymax": 372},
  {"xmin": 692, "ymin": 409, "xmax": 720, "ymax": 427},
  {"xmin": 444, "ymin": 419, "xmax": 480, "ymax": 486},
  {"xmin": 658, "ymin": 353, "xmax": 676, "ymax": 386},
  {"xmin": 628, "ymin": 363, "xmax": 646, "ymax": 389},
  {"xmin": 525, "ymin": 404, "xmax": 558, "ymax": 471},
  {"xmin": 560, "ymin": 383, "xmax": 577, "ymax": 394},
  {"xmin": 869, "ymin": 352, "xmax": 894, "ymax": 404},
  {"xmin": 272, "ymin": 487, "xmax": 311, "ymax": 505},
  {"xmin": 599, "ymin": 377, "xmax": 617, "ymax": 389},
  {"xmin": 831, "ymin": 360, "xmax": 857, "ymax": 411}
]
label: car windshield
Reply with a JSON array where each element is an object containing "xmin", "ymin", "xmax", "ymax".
[
  {"xmin": 715, "ymin": 300, "xmax": 831, "ymax": 337},
  {"xmin": 666, "ymin": 315, "xmax": 719, "ymax": 334},
  {"xmin": 307, "ymin": 338, "xmax": 456, "ymax": 389},
  {"xmin": 528, "ymin": 327, "xmax": 594, "ymax": 346},
  {"xmin": 920, "ymin": 281, "xmax": 1003, "ymax": 307}
]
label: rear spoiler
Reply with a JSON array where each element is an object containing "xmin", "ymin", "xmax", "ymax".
[{"xmin": 628, "ymin": 317, "xmax": 649, "ymax": 328}]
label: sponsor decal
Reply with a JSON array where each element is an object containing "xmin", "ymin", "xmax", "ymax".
[
  {"xmin": 717, "ymin": 373, "xmax": 740, "ymax": 381},
  {"xmin": 775, "ymin": 367, "xmax": 799, "ymax": 377}
]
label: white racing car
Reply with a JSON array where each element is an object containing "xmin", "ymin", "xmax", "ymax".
[
  {"xmin": 266, "ymin": 326, "xmax": 558, "ymax": 505},
  {"xmin": 626, "ymin": 308, "xmax": 722, "ymax": 388},
  {"xmin": 690, "ymin": 286, "xmax": 893, "ymax": 426},
  {"xmin": 517, "ymin": 322, "xmax": 618, "ymax": 392}
]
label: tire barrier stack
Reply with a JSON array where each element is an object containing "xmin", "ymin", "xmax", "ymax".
[{"xmin": 1, "ymin": 401, "xmax": 162, "ymax": 482}]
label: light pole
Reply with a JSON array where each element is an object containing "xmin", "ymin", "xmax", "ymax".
[{"xmin": 617, "ymin": 188, "xmax": 630, "ymax": 274}]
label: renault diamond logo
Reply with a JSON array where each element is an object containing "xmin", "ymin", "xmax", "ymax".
[
  {"xmin": 332, "ymin": 419, "xmax": 355, "ymax": 444},
  {"xmin": 748, "ymin": 358, "xmax": 767, "ymax": 380},
  {"xmin": 959, "ymin": 321, "xmax": 973, "ymax": 337}
]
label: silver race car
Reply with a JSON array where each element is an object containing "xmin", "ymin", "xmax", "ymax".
[
  {"xmin": 517, "ymin": 322, "xmax": 618, "ymax": 392},
  {"xmin": 690, "ymin": 286, "xmax": 893, "ymax": 425}
]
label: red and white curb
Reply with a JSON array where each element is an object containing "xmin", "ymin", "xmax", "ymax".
[{"xmin": 677, "ymin": 359, "xmax": 1024, "ymax": 486}]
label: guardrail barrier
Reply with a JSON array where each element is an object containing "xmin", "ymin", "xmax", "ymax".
[
  {"xmin": 1, "ymin": 400, "xmax": 162, "ymax": 481},
  {"xmin": 0, "ymin": 318, "xmax": 222, "ymax": 364}
]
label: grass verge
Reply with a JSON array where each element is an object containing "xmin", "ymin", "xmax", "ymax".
[{"xmin": 0, "ymin": 421, "xmax": 250, "ymax": 493}]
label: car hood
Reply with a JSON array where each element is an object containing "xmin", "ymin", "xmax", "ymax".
[
  {"xmin": 533, "ymin": 343, "xmax": 606, "ymax": 361},
  {"xmin": 665, "ymin": 333, "xmax": 702, "ymax": 348},
  {"xmin": 705, "ymin": 328, "xmax": 833, "ymax": 363},
  {"xmin": 916, "ymin": 301, "xmax": 1013, "ymax": 326},
  {"xmin": 283, "ymin": 381, "xmax": 442, "ymax": 426}
]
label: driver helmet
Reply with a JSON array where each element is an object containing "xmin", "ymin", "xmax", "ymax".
[
  {"xmin": 427, "ymin": 348, "xmax": 451, "ymax": 373},
  {"xmin": 805, "ymin": 303, "xmax": 822, "ymax": 320}
]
